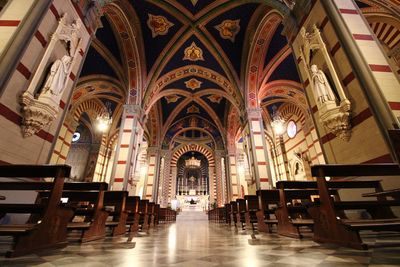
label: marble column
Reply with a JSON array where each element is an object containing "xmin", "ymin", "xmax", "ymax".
[
  {"xmin": 110, "ymin": 104, "xmax": 143, "ymax": 191},
  {"xmin": 246, "ymin": 108, "xmax": 273, "ymax": 190}
]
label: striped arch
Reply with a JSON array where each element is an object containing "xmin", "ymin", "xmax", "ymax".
[
  {"xmin": 171, "ymin": 144, "xmax": 215, "ymax": 167},
  {"xmin": 72, "ymin": 99, "xmax": 105, "ymax": 122},
  {"xmin": 245, "ymin": 10, "xmax": 283, "ymax": 108},
  {"xmin": 279, "ymin": 103, "xmax": 306, "ymax": 126}
]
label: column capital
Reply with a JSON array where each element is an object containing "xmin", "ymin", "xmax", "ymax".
[
  {"xmin": 123, "ymin": 104, "xmax": 143, "ymax": 117},
  {"xmin": 246, "ymin": 107, "xmax": 263, "ymax": 120},
  {"xmin": 147, "ymin": 146, "xmax": 160, "ymax": 154}
]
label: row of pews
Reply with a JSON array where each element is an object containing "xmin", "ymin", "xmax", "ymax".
[
  {"xmin": 0, "ymin": 164, "xmax": 177, "ymax": 258},
  {"xmin": 209, "ymin": 163, "xmax": 400, "ymax": 250}
]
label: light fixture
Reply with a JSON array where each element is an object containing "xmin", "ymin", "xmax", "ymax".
[
  {"xmin": 271, "ymin": 105, "xmax": 286, "ymax": 136},
  {"xmin": 185, "ymin": 156, "xmax": 201, "ymax": 168},
  {"xmin": 72, "ymin": 132, "xmax": 80, "ymax": 142},
  {"xmin": 96, "ymin": 102, "xmax": 112, "ymax": 132}
]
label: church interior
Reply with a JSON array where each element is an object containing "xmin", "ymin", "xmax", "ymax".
[{"xmin": 0, "ymin": 0, "xmax": 400, "ymax": 265}]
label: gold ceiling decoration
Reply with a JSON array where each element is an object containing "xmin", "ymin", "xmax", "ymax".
[
  {"xmin": 215, "ymin": 19, "xmax": 241, "ymax": 42},
  {"xmin": 187, "ymin": 105, "xmax": 200, "ymax": 114},
  {"xmin": 183, "ymin": 42, "xmax": 204, "ymax": 61},
  {"xmin": 165, "ymin": 95, "xmax": 181, "ymax": 103},
  {"xmin": 185, "ymin": 78, "xmax": 202, "ymax": 90},
  {"xmin": 190, "ymin": 0, "xmax": 198, "ymax": 6},
  {"xmin": 147, "ymin": 14, "xmax": 174, "ymax": 38},
  {"xmin": 207, "ymin": 94, "xmax": 223, "ymax": 104}
]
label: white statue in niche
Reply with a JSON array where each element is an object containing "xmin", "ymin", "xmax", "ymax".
[
  {"xmin": 310, "ymin": 64, "xmax": 337, "ymax": 104},
  {"xmin": 41, "ymin": 55, "xmax": 72, "ymax": 97}
]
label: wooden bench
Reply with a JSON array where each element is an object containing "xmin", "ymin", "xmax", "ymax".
[
  {"xmin": 154, "ymin": 204, "xmax": 160, "ymax": 225},
  {"xmin": 103, "ymin": 191, "xmax": 128, "ymax": 236},
  {"xmin": 310, "ymin": 163, "xmax": 400, "ymax": 249},
  {"xmin": 138, "ymin": 199, "xmax": 149, "ymax": 231},
  {"xmin": 50, "ymin": 182, "xmax": 109, "ymax": 242},
  {"xmin": 224, "ymin": 203, "xmax": 231, "ymax": 225},
  {"xmin": 244, "ymin": 195, "xmax": 259, "ymax": 231},
  {"xmin": 236, "ymin": 198, "xmax": 246, "ymax": 229},
  {"xmin": 230, "ymin": 201, "xmax": 238, "ymax": 227},
  {"xmin": 256, "ymin": 189, "xmax": 280, "ymax": 233},
  {"xmin": 126, "ymin": 196, "xmax": 140, "ymax": 234},
  {"xmin": 0, "ymin": 164, "xmax": 73, "ymax": 257},
  {"xmin": 147, "ymin": 202, "xmax": 155, "ymax": 228},
  {"xmin": 275, "ymin": 181, "xmax": 329, "ymax": 238}
]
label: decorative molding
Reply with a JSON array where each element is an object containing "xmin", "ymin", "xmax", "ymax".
[
  {"xmin": 207, "ymin": 94, "xmax": 223, "ymax": 104},
  {"xmin": 187, "ymin": 105, "xmax": 200, "ymax": 114},
  {"xmin": 165, "ymin": 94, "xmax": 181, "ymax": 103}
]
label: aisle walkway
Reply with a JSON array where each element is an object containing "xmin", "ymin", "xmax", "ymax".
[{"xmin": 1, "ymin": 211, "xmax": 400, "ymax": 266}]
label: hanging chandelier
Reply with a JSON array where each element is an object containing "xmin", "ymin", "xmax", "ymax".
[
  {"xmin": 185, "ymin": 156, "xmax": 201, "ymax": 168},
  {"xmin": 271, "ymin": 105, "xmax": 286, "ymax": 136},
  {"xmin": 97, "ymin": 102, "xmax": 112, "ymax": 132}
]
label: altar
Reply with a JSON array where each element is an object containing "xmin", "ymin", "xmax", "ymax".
[{"xmin": 177, "ymin": 194, "xmax": 209, "ymax": 211}]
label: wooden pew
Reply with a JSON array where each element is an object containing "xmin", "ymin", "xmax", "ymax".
[
  {"xmin": 230, "ymin": 201, "xmax": 238, "ymax": 227},
  {"xmin": 310, "ymin": 163, "xmax": 400, "ymax": 249},
  {"xmin": 0, "ymin": 164, "xmax": 73, "ymax": 257},
  {"xmin": 56, "ymin": 182, "xmax": 109, "ymax": 242},
  {"xmin": 154, "ymin": 204, "xmax": 160, "ymax": 225},
  {"xmin": 138, "ymin": 199, "xmax": 149, "ymax": 231},
  {"xmin": 236, "ymin": 198, "xmax": 246, "ymax": 229},
  {"xmin": 275, "ymin": 181, "xmax": 324, "ymax": 238},
  {"xmin": 126, "ymin": 196, "xmax": 140, "ymax": 234},
  {"xmin": 256, "ymin": 190, "xmax": 280, "ymax": 233},
  {"xmin": 244, "ymin": 195, "xmax": 259, "ymax": 231},
  {"xmin": 103, "ymin": 191, "xmax": 128, "ymax": 236},
  {"xmin": 224, "ymin": 203, "xmax": 231, "ymax": 225},
  {"xmin": 147, "ymin": 202, "xmax": 155, "ymax": 228}
]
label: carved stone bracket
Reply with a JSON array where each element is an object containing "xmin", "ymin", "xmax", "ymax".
[{"xmin": 319, "ymin": 100, "xmax": 351, "ymax": 141}]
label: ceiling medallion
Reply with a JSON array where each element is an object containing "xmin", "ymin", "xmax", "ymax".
[
  {"xmin": 183, "ymin": 42, "xmax": 204, "ymax": 61},
  {"xmin": 165, "ymin": 95, "xmax": 181, "ymax": 103},
  {"xmin": 215, "ymin": 19, "xmax": 241, "ymax": 42},
  {"xmin": 187, "ymin": 105, "xmax": 200, "ymax": 114},
  {"xmin": 207, "ymin": 94, "xmax": 223, "ymax": 104},
  {"xmin": 190, "ymin": 0, "xmax": 198, "ymax": 6},
  {"xmin": 147, "ymin": 14, "xmax": 174, "ymax": 38},
  {"xmin": 185, "ymin": 78, "xmax": 202, "ymax": 90}
]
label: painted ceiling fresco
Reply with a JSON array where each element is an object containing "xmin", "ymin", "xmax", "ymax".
[{"xmin": 77, "ymin": 0, "xmax": 306, "ymax": 149}]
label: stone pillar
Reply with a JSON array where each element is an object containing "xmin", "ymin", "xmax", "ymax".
[
  {"xmin": 246, "ymin": 108, "xmax": 273, "ymax": 190},
  {"xmin": 160, "ymin": 150, "xmax": 171, "ymax": 207},
  {"xmin": 50, "ymin": 115, "xmax": 78, "ymax": 164},
  {"xmin": 321, "ymin": 0, "xmax": 400, "ymax": 162},
  {"xmin": 93, "ymin": 134, "xmax": 108, "ymax": 182},
  {"xmin": 110, "ymin": 104, "xmax": 143, "ymax": 190},
  {"xmin": 143, "ymin": 147, "xmax": 160, "ymax": 202},
  {"xmin": 227, "ymin": 149, "xmax": 239, "ymax": 200},
  {"xmin": 214, "ymin": 150, "xmax": 225, "ymax": 206}
]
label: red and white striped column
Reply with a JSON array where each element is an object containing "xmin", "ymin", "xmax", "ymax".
[
  {"xmin": 143, "ymin": 147, "xmax": 160, "ymax": 202},
  {"xmin": 331, "ymin": 0, "xmax": 400, "ymax": 120},
  {"xmin": 247, "ymin": 108, "xmax": 272, "ymax": 190},
  {"xmin": 227, "ymin": 150, "xmax": 239, "ymax": 200},
  {"xmin": 110, "ymin": 104, "xmax": 143, "ymax": 191}
]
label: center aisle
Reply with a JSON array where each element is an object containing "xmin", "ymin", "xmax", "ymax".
[{"xmin": 1, "ymin": 210, "xmax": 398, "ymax": 266}]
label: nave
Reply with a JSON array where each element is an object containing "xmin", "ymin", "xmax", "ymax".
[{"xmin": 1, "ymin": 210, "xmax": 399, "ymax": 266}]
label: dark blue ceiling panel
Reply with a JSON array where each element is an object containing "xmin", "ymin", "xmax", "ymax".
[
  {"xmin": 129, "ymin": 0, "xmax": 183, "ymax": 73},
  {"xmin": 160, "ymin": 95, "xmax": 186, "ymax": 124},
  {"xmin": 160, "ymin": 35, "xmax": 227, "ymax": 77},
  {"xmin": 161, "ymin": 76, "xmax": 224, "ymax": 92},
  {"xmin": 96, "ymin": 16, "xmax": 123, "ymax": 66},
  {"xmin": 205, "ymin": 3, "xmax": 260, "ymax": 77},
  {"xmin": 268, "ymin": 53, "xmax": 300, "ymax": 83},
  {"xmin": 80, "ymin": 46, "xmax": 118, "ymax": 80},
  {"xmin": 201, "ymin": 95, "xmax": 228, "ymax": 124},
  {"xmin": 355, "ymin": 1, "xmax": 372, "ymax": 8},
  {"xmin": 175, "ymin": 0, "xmax": 217, "ymax": 15},
  {"xmin": 264, "ymin": 23, "xmax": 287, "ymax": 68}
]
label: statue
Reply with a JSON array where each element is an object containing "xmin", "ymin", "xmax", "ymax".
[
  {"xmin": 42, "ymin": 55, "xmax": 72, "ymax": 97},
  {"xmin": 310, "ymin": 65, "xmax": 337, "ymax": 104}
]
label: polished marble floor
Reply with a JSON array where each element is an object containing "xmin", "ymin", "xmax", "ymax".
[{"xmin": 1, "ymin": 211, "xmax": 400, "ymax": 266}]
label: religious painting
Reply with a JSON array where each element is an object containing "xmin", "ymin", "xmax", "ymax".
[
  {"xmin": 183, "ymin": 42, "xmax": 204, "ymax": 61},
  {"xmin": 185, "ymin": 78, "xmax": 202, "ymax": 90},
  {"xmin": 215, "ymin": 19, "xmax": 241, "ymax": 42}
]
